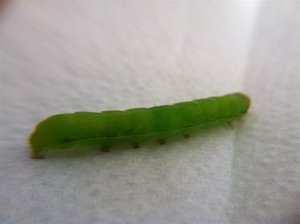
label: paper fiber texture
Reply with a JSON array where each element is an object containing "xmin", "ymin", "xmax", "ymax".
[{"xmin": 1, "ymin": 1, "xmax": 299, "ymax": 224}]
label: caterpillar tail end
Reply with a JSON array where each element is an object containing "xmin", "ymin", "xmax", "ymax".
[{"xmin": 235, "ymin": 92, "xmax": 251, "ymax": 112}]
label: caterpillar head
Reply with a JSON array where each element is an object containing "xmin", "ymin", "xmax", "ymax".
[{"xmin": 28, "ymin": 113, "xmax": 93, "ymax": 158}]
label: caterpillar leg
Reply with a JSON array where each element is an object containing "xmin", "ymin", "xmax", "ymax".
[
  {"xmin": 158, "ymin": 139, "xmax": 166, "ymax": 145},
  {"xmin": 183, "ymin": 134, "xmax": 190, "ymax": 139},
  {"xmin": 30, "ymin": 150, "xmax": 44, "ymax": 159},
  {"xmin": 31, "ymin": 154, "xmax": 44, "ymax": 159},
  {"xmin": 100, "ymin": 146, "xmax": 110, "ymax": 152},
  {"xmin": 132, "ymin": 143, "xmax": 140, "ymax": 149},
  {"xmin": 227, "ymin": 122, "xmax": 235, "ymax": 129}
]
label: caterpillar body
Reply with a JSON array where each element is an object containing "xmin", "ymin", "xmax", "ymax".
[{"xmin": 29, "ymin": 93, "xmax": 250, "ymax": 159}]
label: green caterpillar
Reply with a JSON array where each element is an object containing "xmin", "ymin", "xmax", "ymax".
[{"xmin": 28, "ymin": 93, "xmax": 250, "ymax": 159}]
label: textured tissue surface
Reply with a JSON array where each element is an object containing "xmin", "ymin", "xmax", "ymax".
[{"xmin": 0, "ymin": 1, "xmax": 299, "ymax": 224}]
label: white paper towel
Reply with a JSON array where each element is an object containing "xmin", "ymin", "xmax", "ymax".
[{"xmin": 1, "ymin": 1, "xmax": 299, "ymax": 224}]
